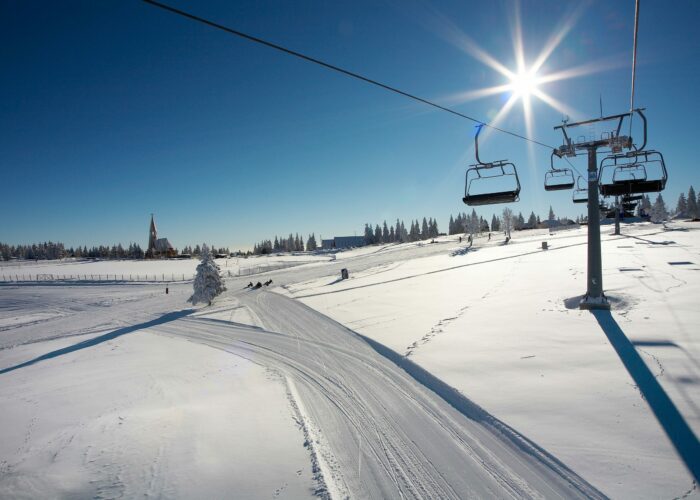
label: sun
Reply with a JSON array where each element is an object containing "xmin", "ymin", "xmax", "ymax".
[{"xmin": 509, "ymin": 70, "xmax": 539, "ymax": 98}]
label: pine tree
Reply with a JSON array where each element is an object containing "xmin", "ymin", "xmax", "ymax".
[
  {"xmin": 306, "ymin": 233, "xmax": 317, "ymax": 251},
  {"xmin": 548, "ymin": 205, "xmax": 555, "ymax": 221},
  {"xmin": 676, "ymin": 193, "xmax": 688, "ymax": 216},
  {"xmin": 491, "ymin": 214, "xmax": 500, "ymax": 232},
  {"xmin": 374, "ymin": 224, "xmax": 381, "ymax": 244},
  {"xmin": 190, "ymin": 245, "xmax": 226, "ymax": 306},
  {"xmin": 421, "ymin": 218, "xmax": 429, "ymax": 240},
  {"xmin": 528, "ymin": 211, "xmax": 537, "ymax": 228},
  {"xmin": 448, "ymin": 215, "xmax": 455, "ymax": 235},
  {"xmin": 688, "ymin": 186, "xmax": 698, "ymax": 218},
  {"xmin": 389, "ymin": 226, "xmax": 395, "ymax": 242},
  {"xmin": 382, "ymin": 221, "xmax": 389, "ymax": 243},
  {"xmin": 651, "ymin": 194, "xmax": 669, "ymax": 222}
]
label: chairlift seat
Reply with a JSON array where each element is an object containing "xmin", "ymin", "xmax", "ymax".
[
  {"xmin": 544, "ymin": 167, "xmax": 575, "ymax": 191},
  {"xmin": 463, "ymin": 190, "xmax": 519, "ymax": 206},
  {"xmin": 600, "ymin": 179, "xmax": 666, "ymax": 197},
  {"xmin": 544, "ymin": 180, "xmax": 575, "ymax": 191}
]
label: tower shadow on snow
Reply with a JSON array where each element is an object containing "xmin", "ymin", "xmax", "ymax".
[
  {"xmin": 0, "ymin": 309, "xmax": 194, "ymax": 375},
  {"xmin": 591, "ymin": 310, "xmax": 700, "ymax": 482}
]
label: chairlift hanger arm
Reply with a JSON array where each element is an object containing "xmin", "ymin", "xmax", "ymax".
[
  {"xmin": 553, "ymin": 109, "xmax": 645, "ymax": 130},
  {"xmin": 634, "ymin": 108, "xmax": 647, "ymax": 151},
  {"xmin": 474, "ymin": 124, "xmax": 485, "ymax": 165}
]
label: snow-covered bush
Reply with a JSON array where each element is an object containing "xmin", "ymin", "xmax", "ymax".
[{"xmin": 190, "ymin": 244, "xmax": 226, "ymax": 305}]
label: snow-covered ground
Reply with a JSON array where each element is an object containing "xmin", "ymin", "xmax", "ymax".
[
  {"xmin": 280, "ymin": 221, "xmax": 700, "ymax": 499},
  {"xmin": 0, "ymin": 253, "xmax": 332, "ymax": 282},
  {"xmin": 1, "ymin": 221, "xmax": 698, "ymax": 498}
]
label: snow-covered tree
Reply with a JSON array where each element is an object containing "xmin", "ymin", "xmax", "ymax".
[
  {"xmin": 190, "ymin": 245, "xmax": 226, "ymax": 306},
  {"xmin": 676, "ymin": 193, "xmax": 688, "ymax": 216},
  {"xmin": 638, "ymin": 194, "xmax": 652, "ymax": 217},
  {"xmin": 688, "ymin": 186, "xmax": 698, "ymax": 218},
  {"xmin": 650, "ymin": 194, "xmax": 669, "ymax": 223},
  {"xmin": 514, "ymin": 212, "xmax": 525, "ymax": 230},
  {"xmin": 502, "ymin": 207, "xmax": 514, "ymax": 238}
]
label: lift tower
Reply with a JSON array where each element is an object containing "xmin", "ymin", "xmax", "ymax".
[{"xmin": 554, "ymin": 110, "xmax": 643, "ymax": 310}]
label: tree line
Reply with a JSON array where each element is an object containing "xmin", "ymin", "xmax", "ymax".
[
  {"xmin": 0, "ymin": 241, "xmax": 232, "ymax": 261},
  {"xmin": 363, "ymin": 218, "xmax": 440, "ymax": 244},
  {"xmin": 252, "ymin": 233, "xmax": 318, "ymax": 255},
  {"xmin": 181, "ymin": 244, "xmax": 231, "ymax": 256},
  {"xmin": 0, "ymin": 242, "xmax": 146, "ymax": 261}
]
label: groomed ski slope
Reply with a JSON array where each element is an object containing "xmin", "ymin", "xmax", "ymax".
[
  {"xmin": 1, "ymin": 221, "xmax": 698, "ymax": 498},
  {"xmin": 161, "ymin": 291, "xmax": 606, "ymax": 499}
]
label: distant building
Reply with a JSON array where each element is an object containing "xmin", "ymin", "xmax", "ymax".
[
  {"xmin": 322, "ymin": 236, "xmax": 366, "ymax": 250},
  {"xmin": 146, "ymin": 214, "xmax": 177, "ymax": 258}
]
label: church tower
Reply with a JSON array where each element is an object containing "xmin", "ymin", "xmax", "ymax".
[{"xmin": 147, "ymin": 214, "xmax": 158, "ymax": 257}]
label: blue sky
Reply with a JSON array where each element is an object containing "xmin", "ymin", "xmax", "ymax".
[{"xmin": 2, "ymin": 0, "xmax": 699, "ymax": 250}]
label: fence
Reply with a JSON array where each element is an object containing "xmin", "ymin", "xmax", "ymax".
[
  {"xmin": 0, "ymin": 273, "xmax": 194, "ymax": 283},
  {"xmin": 236, "ymin": 262, "xmax": 303, "ymax": 276},
  {"xmin": 0, "ymin": 260, "xmax": 307, "ymax": 284}
]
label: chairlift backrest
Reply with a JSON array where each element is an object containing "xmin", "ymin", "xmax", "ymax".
[{"xmin": 612, "ymin": 163, "xmax": 647, "ymax": 183}]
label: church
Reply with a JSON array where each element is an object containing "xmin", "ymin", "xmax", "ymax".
[{"xmin": 146, "ymin": 214, "xmax": 177, "ymax": 258}]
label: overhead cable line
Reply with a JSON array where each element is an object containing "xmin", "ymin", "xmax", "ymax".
[{"xmin": 143, "ymin": 0, "xmax": 559, "ymax": 151}]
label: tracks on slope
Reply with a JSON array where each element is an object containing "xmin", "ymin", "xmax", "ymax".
[{"xmin": 155, "ymin": 290, "xmax": 606, "ymax": 499}]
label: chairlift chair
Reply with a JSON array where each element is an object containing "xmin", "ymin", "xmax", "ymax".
[
  {"xmin": 599, "ymin": 149, "xmax": 667, "ymax": 197},
  {"xmin": 544, "ymin": 151, "xmax": 575, "ymax": 191},
  {"xmin": 463, "ymin": 125, "xmax": 521, "ymax": 206},
  {"xmin": 572, "ymin": 176, "xmax": 588, "ymax": 204}
]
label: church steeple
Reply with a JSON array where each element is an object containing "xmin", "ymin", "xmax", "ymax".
[{"xmin": 148, "ymin": 214, "xmax": 158, "ymax": 254}]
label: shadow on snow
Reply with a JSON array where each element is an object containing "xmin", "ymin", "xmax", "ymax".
[
  {"xmin": 592, "ymin": 310, "xmax": 700, "ymax": 482},
  {"xmin": 0, "ymin": 309, "xmax": 194, "ymax": 375}
]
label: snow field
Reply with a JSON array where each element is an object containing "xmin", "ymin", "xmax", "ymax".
[
  {"xmin": 0, "ymin": 327, "xmax": 317, "ymax": 499},
  {"xmin": 1, "ymin": 221, "xmax": 698, "ymax": 499},
  {"xmin": 282, "ymin": 222, "xmax": 700, "ymax": 498}
]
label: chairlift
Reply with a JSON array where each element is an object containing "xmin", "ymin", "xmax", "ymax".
[
  {"xmin": 544, "ymin": 151, "xmax": 575, "ymax": 191},
  {"xmin": 572, "ymin": 176, "xmax": 588, "ymax": 204},
  {"xmin": 599, "ymin": 149, "xmax": 667, "ymax": 197},
  {"xmin": 463, "ymin": 125, "xmax": 521, "ymax": 206}
]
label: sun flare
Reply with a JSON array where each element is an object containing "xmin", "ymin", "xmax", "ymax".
[{"xmin": 509, "ymin": 70, "xmax": 539, "ymax": 98}]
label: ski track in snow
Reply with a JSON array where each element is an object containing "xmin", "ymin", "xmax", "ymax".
[{"xmin": 152, "ymin": 290, "xmax": 606, "ymax": 499}]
